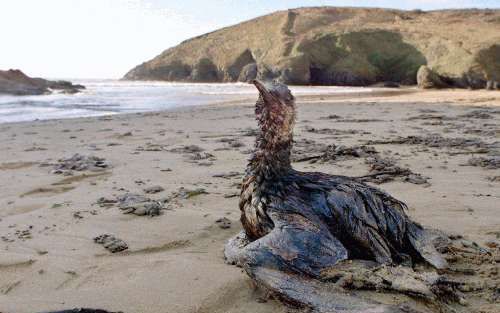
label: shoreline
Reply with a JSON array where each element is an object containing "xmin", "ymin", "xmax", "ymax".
[
  {"xmin": 0, "ymin": 82, "xmax": 381, "ymax": 125},
  {"xmin": 0, "ymin": 89, "xmax": 499, "ymax": 313},
  {"xmin": 2, "ymin": 88, "xmax": 499, "ymax": 127}
]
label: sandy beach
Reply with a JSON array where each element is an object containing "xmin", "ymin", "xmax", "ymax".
[{"xmin": 0, "ymin": 89, "xmax": 499, "ymax": 313}]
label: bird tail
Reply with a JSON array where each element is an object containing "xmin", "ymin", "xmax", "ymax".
[{"xmin": 406, "ymin": 222, "xmax": 448, "ymax": 270}]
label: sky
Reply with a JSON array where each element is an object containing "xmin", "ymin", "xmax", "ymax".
[{"xmin": 0, "ymin": 0, "xmax": 498, "ymax": 79}]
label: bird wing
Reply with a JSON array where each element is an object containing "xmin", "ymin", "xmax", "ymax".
[
  {"xmin": 307, "ymin": 173, "xmax": 446, "ymax": 268},
  {"xmin": 332, "ymin": 180, "xmax": 407, "ymax": 236},
  {"xmin": 298, "ymin": 172, "xmax": 407, "ymax": 240},
  {"xmin": 326, "ymin": 182, "xmax": 405, "ymax": 263}
]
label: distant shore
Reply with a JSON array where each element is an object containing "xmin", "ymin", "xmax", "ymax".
[{"xmin": 0, "ymin": 69, "xmax": 84, "ymax": 96}]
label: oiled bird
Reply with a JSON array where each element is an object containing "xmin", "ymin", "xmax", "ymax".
[{"xmin": 231, "ymin": 80, "xmax": 446, "ymax": 281}]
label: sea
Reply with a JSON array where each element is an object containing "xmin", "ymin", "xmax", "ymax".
[{"xmin": 0, "ymin": 80, "xmax": 372, "ymax": 124}]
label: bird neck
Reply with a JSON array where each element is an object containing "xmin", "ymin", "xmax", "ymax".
[{"xmin": 247, "ymin": 128, "xmax": 293, "ymax": 183}]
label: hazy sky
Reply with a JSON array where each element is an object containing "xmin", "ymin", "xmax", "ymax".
[{"xmin": 0, "ymin": 0, "xmax": 498, "ymax": 79}]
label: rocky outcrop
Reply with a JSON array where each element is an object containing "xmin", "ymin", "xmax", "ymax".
[
  {"xmin": 124, "ymin": 7, "xmax": 500, "ymax": 89},
  {"xmin": 0, "ymin": 69, "xmax": 85, "ymax": 95}
]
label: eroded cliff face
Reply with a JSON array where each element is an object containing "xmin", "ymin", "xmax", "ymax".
[{"xmin": 124, "ymin": 7, "xmax": 500, "ymax": 89}]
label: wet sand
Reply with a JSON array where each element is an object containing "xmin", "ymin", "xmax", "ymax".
[{"xmin": 0, "ymin": 89, "xmax": 499, "ymax": 313}]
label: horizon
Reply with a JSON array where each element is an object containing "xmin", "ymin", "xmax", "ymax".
[{"xmin": 1, "ymin": 0, "xmax": 499, "ymax": 79}]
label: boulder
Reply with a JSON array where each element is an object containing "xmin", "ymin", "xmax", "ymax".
[
  {"xmin": 237, "ymin": 63, "xmax": 258, "ymax": 82},
  {"xmin": 417, "ymin": 66, "xmax": 448, "ymax": 89},
  {"xmin": 227, "ymin": 49, "xmax": 256, "ymax": 81},
  {"xmin": 486, "ymin": 80, "xmax": 499, "ymax": 90}
]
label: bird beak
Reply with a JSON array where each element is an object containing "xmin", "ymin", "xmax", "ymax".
[{"xmin": 253, "ymin": 80, "xmax": 276, "ymax": 104}]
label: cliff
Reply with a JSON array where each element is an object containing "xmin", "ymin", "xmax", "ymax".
[{"xmin": 124, "ymin": 7, "xmax": 500, "ymax": 88}]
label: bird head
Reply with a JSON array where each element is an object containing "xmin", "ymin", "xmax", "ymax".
[{"xmin": 253, "ymin": 80, "xmax": 296, "ymax": 141}]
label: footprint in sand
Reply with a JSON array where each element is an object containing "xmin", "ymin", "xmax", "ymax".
[
  {"xmin": 20, "ymin": 186, "xmax": 76, "ymax": 198},
  {"xmin": 0, "ymin": 161, "xmax": 37, "ymax": 170},
  {"xmin": 0, "ymin": 280, "xmax": 21, "ymax": 295},
  {"xmin": 19, "ymin": 171, "xmax": 110, "ymax": 198}
]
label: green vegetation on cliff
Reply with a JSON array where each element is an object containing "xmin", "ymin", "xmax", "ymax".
[{"xmin": 124, "ymin": 7, "xmax": 500, "ymax": 88}]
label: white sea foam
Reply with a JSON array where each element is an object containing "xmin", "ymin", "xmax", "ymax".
[{"xmin": 0, "ymin": 80, "xmax": 372, "ymax": 124}]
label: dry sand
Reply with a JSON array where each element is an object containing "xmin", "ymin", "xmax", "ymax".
[{"xmin": 0, "ymin": 89, "xmax": 499, "ymax": 313}]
